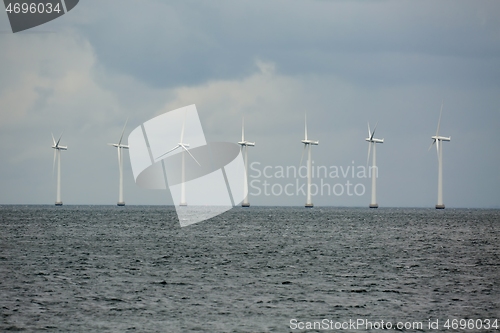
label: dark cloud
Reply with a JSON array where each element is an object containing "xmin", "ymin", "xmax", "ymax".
[{"xmin": 67, "ymin": 0, "xmax": 500, "ymax": 88}]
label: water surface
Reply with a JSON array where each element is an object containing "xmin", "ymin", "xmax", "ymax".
[{"xmin": 1, "ymin": 206, "xmax": 499, "ymax": 332}]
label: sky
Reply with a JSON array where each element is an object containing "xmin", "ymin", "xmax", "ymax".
[{"xmin": 0, "ymin": 0, "xmax": 499, "ymax": 208}]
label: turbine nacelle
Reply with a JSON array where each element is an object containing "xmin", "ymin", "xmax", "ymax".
[
  {"xmin": 238, "ymin": 141, "xmax": 255, "ymax": 147},
  {"xmin": 109, "ymin": 143, "xmax": 129, "ymax": 149},
  {"xmin": 431, "ymin": 136, "xmax": 451, "ymax": 142},
  {"xmin": 301, "ymin": 139, "xmax": 319, "ymax": 145},
  {"xmin": 52, "ymin": 145, "xmax": 67, "ymax": 150},
  {"xmin": 365, "ymin": 138, "xmax": 384, "ymax": 144},
  {"xmin": 429, "ymin": 135, "xmax": 451, "ymax": 152}
]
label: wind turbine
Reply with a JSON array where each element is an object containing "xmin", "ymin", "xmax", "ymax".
[
  {"xmin": 366, "ymin": 122, "xmax": 384, "ymax": 208},
  {"xmin": 237, "ymin": 116, "xmax": 255, "ymax": 207},
  {"xmin": 429, "ymin": 102, "xmax": 451, "ymax": 209},
  {"xmin": 156, "ymin": 112, "xmax": 200, "ymax": 206},
  {"xmin": 109, "ymin": 119, "xmax": 129, "ymax": 206},
  {"xmin": 51, "ymin": 133, "xmax": 67, "ymax": 206},
  {"xmin": 300, "ymin": 114, "xmax": 319, "ymax": 208}
]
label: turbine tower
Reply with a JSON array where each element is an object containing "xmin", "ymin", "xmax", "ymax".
[
  {"xmin": 429, "ymin": 102, "xmax": 451, "ymax": 209},
  {"xmin": 156, "ymin": 112, "xmax": 200, "ymax": 206},
  {"xmin": 366, "ymin": 122, "xmax": 384, "ymax": 208},
  {"xmin": 237, "ymin": 117, "xmax": 255, "ymax": 207},
  {"xmin": 51, "ymin": 133, "xmax": 67, "ymax": 206},
  {"xmin": 300, "ymin": 114, "xmax": 319, "ymax": 208},
  {"xmin": 109, "ymin": 119, "xmax": 129, "ymax": 206}
]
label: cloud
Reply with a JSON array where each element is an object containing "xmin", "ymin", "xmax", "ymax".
[
  {"xmin": 57, "ymin": 0, "xmax": 500, "ymax": 89},
  {"xmin": 0, "ymin": 30, "xmax": 170, "ymax": 204}
]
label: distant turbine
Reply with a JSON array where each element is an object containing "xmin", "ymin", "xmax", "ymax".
[
  {"xmin": 300, "ymin": 114, "xmax": 319, "ymax": 208},
  {"xmin": 51, "ymin": 133, "xmax": 67, "ymax": 206},
  {"xmin": 237, "ymin": 116, "xmax": 255, "ymax": 207},
  {"xmin": 365, "ymin": 122, "xmax": 384, "ymax": 208},
  {"xmin": 429, "ymin": 102, "xmax": 451, "ymax": 209},
  {"xmin": 108, "ymin": 119, "xmax": 129, "ymax": 206},
  {"xmin": 156, "ymin": 111, "xmax": 200, "ymax": 206}
]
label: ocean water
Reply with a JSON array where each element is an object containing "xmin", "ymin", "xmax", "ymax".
[{"xmin": 0, "ymin": 206, "xmax": 499, "ymax": 332}]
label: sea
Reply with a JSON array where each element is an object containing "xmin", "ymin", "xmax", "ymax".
[{"xmin": 0, "ymin": 206, "xmax": 499, "ymax": 332}]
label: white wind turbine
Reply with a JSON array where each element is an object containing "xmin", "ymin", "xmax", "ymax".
[
  {"xmin": 237, "ymin": 117, "xmax": 255, "ymax": 207},
  {"xmin": 51, "ymin": 133, "xmax": 67, "ymax": 206},
  {"xmin": 300, "ymin": 114, "xmax": 319, "ymax": 208},
  {"xmin": 366, "ymin": 122, "xmax": 384, "ymax": 208},
  {"xmin": 429, "ymin": 102, "xmax": 451, "ymax": 209},
  {"xmin": 156, "ymin": 112, "xmax": 200, "ymax": 206},
  {"xmin": 109, "ymin": 119, "xmax": 129, "ymax": 206}
]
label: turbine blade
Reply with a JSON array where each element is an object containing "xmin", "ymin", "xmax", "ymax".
[
  {"xmin": 300, "ymin": 144, "xmax": 306, "ymax": 166},
  {"xmin": 56, "ymin": 133, "xmax": 63, "ymax": 147},
  {"xmin": 180, "ymin": 111, "xmax": 186, "ymax": 142},
  {"xmin": 156, "ymin": 145, "xmax": 181, "ymax": 160},
  {"xmin": 371, "ymin": 122, "xmax": 378, "ymax": 141},
  {"xmin": 181, "ymin": 144, "xmax": 200, "ymax": 166},
  {"xmin": 118, "ymin": 117, "xmax": 129, "ymax": 146},
  {"xmin": 428, "ymin": 139, "xmax": 435, "ymax": 151},
  {"xmin": 242, "ymin": 116, "xmax": 245, "ymax": 142},
  {"xmin": 304, "ymin": 113, "xmax": 308, "ymax": 140},
  {"xmin": 117, "ymin": 146, "xmax": 121, "ymax": 166},
  {"xmin": 436, "ymin": 139, "xmax": 439, "ymax": 158},
  {"xmin": 436, "ymin": 101, "xmax": 443, "ymax": 137},
  {"xmin": 51, "ymin": 133, "xmax": 56, "ymax": 146},
  {"xmin": 367, "ymin": 122, "xmax": 371, "ymax": 139},
  {"xmin": 367, "ymin": 142, "xmax": 371, "ymax": 167}
]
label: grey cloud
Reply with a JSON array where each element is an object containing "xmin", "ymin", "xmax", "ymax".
[{"xmin": 65, "ymin": 0, "xmax": 500, "ymax": 88}]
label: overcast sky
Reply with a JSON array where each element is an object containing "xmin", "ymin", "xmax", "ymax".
[{"xmin": 0, "ymin": 0, "xmax": 499, "ymax": 207}]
